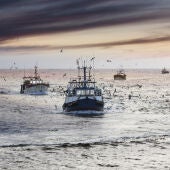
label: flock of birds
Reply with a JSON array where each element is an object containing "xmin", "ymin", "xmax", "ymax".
[
  {"xmin": 0, "ymin": 68, "xmax": 169, "ymax": 114},
  {"xmin": 0, "ymin": 55, "xmax": 169, "ymax": 113}
]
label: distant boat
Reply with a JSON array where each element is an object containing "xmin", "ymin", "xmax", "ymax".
[
  {"xmin": 62, "ymin": 61, "xmax": 104, "ymax": 113},
  {"xmin": 20, "ymin": 66, "xmax": 49, "ymax": 95},
  {"xmin": 114, "ymin": 69, "xmax": 126, "ymax": 80},
  {"xmin": 161, "ymin": 68, "xmax": 169, "ymax": 74},
  {"xmin": 0, "ymin": 88, "xmax": 10, "ymax": 94}
]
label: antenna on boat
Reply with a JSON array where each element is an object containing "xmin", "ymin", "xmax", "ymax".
[
  {"xmin": 76, "ymin": 58, "xmax": 81, "ymax": 81},
  {"xmin": 83, "ymin": 60, "xmax": 86, "ymax": 81},
  {"xmin": 90, "ymin": 56, "xmax": 95, "ymax": 80},
  {"xmin": 88, "ymin": 65, "xmax": 92, "ymax": 81},
  {"xmin": 24, "ymin": 67, "xmax": 26, "ymax": 77},
  {"xmin": 34, "ymin": 65, "xmax": 38, "ymax": 78},
  {"xmin": 80, "ymin": 57, "xmax": 83, "ymax": 68},
  {"xmin": 82, "ymin": 60, "xmax": 87, "ymax": 87}
]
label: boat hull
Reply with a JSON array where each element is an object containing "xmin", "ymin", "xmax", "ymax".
[
  {"xmin": 63, "ymin": 98, "xmax": 104, "ymax": 112},
  {"xmin": 162, "ymin": 72, "xmax": 169, "ymax": 74},
  {"xmin": 20, "ymin": 84, "xmax": 49, "ymax": 95},
  {"xmin": 114, "ymin": 75, "xmax": 126, "ymax": 80}
]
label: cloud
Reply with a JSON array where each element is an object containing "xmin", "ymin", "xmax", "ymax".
[
  {"xmin": 1, "ymin": 35, "xmax": 170, "ymax": 52},
  {"xmin": 0, "ymin": 0, "xmax": 170, "ymax": 42}
]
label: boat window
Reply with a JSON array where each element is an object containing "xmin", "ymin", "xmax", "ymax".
[
  {"xmin": 76, "ymin": 89, "xmax": 95, "ymax": 95},
  {"xmin": 89, "ymin": 90, "xmax": 94, "ymax": 95},
  {"xmin": 76, "ymin": 90, "xmax": 81, "ymax": 95}
]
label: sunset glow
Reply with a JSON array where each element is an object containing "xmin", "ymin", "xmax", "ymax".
[{"xmin": 0, "ymin": 0, "xmax": 170, "ymax": 68}]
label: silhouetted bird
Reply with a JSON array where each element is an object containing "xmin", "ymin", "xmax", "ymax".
[
  {"xmin": 3, "ymin": 76, "xmax": 6, "ymax": 81},
  {"xmin": 90, "ymin": 57, "xmax": 95, "ymax": 61},
  {"xmin": 63, "ymin": 73, "xmax": 67, "ymax": 77},
  {"xmin": 107, "ymin": 59, "xmax": 112, "ymax": 62}
]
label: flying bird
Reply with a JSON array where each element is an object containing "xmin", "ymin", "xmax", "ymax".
[
  {"xmin": 76, "ymin": 59, "xmax": 80, "ymax": 66},
  {"xmin": 1, "ymin": 76, "xmax": 6, "ymax": 81},
  {"xmin": 63, "ymin": 73, "xmax": 67, "ymax": 77},
  {"xmin": 107, "ymin": 59, "xmax": 112, "ymax": 62},
  {"xmin": 90, "ymin": 57, "xmax": 95, "ymax": 61}
]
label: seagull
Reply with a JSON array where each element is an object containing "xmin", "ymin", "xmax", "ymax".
[
  {"xmin": 76, "ymin": 59, "xmax": 79, "ymax": 66},
  {"xmin": 107, "ymin": 59, "xmax": 112, "ymax": 62},
  {"xmin": 63, "ymin": 73, "xmax": 67, "ymax": 77},
  {"xmin": 90, "ymin": 57, "xmax": 95, "ymax": 61},
  {"xmin": 3, "ymin": 76, "xmax": 6, "ymax": 81}
]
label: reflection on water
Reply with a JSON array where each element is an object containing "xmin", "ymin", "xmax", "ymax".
[{"xmin": 0, "ymin": 69, "xmax": 170, "ymax": 169}]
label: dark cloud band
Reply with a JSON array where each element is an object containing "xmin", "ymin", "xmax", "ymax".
[{"xmin": 0, "ymin": 0, "xmax": 169, "ymax": 42}]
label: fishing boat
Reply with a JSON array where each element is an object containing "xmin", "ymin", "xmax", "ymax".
[
  {"xmin": 62, "ymin": 61, "xmax": 104, "ymax": 113},
  {"xmin": 20, "ymin": 66, "xmax": 49, "ymax": 95},
  {"xmin": 114, "ymin": 69, "xmax": 126, "ymax": 80},
  {"xmin": 0, "ymin": 88, "xmax": 10, "ymax": 94},
  {"xmin": 161, "ymin": 68, "xmax": 169, "ymax": 74}
]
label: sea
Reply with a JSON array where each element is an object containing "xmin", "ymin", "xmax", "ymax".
[{"xmin": 0, "ymin": 69, "xmax": 170, "ymax": 170}]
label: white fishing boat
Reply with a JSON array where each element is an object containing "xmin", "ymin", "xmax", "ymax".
[
  {"xmin": 20, "ymin": 66, "xmax": 49, "ymax": 95},
  {"xmin": 0, "ymin": 88, "xmax": 10, "ymax": 94}
]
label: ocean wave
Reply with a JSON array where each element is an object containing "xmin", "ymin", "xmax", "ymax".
[
  {"xmin": 0, "ymin": 134, "xmax": 169, "ymax": 149},
  {"xmin": 63, "ymin": 110, "xmax": 105, "ymax": 117}
]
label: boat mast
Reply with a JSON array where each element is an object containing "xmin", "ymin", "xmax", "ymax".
[
  {"xmin": 34, "ymin": 66, "xmax": 38, "ymax": 78},
  {"xmin": 77, "ymin": 59, "xmax": 81, "ymax": 82},
  {"xmin": 24, "ymin": 67, "xmax": 26, "ymax": 78},
  {"xmin": 83, "ymin": 61, "xmax": 87, "ymax": 87},
  {"xmin": 88, "ymin": 66, "xmax": 92, "ymax": 81}
]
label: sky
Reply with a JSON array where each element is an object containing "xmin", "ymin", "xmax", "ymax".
[{"xmin": 0, "ymin": 0, "xmax": 170, "ymax": 69}]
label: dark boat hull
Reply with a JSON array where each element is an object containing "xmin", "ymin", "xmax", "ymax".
[
  {"xmin": 63, "ymin": 98, "xmax": 104, "ymax": 112},
  {"xmin": 114, "ymin": 75, "xmax": 126, "ymax": 80},
  {"xmin": 162, "ymin": 71, "xmax": 169, "ymax": 74}
]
